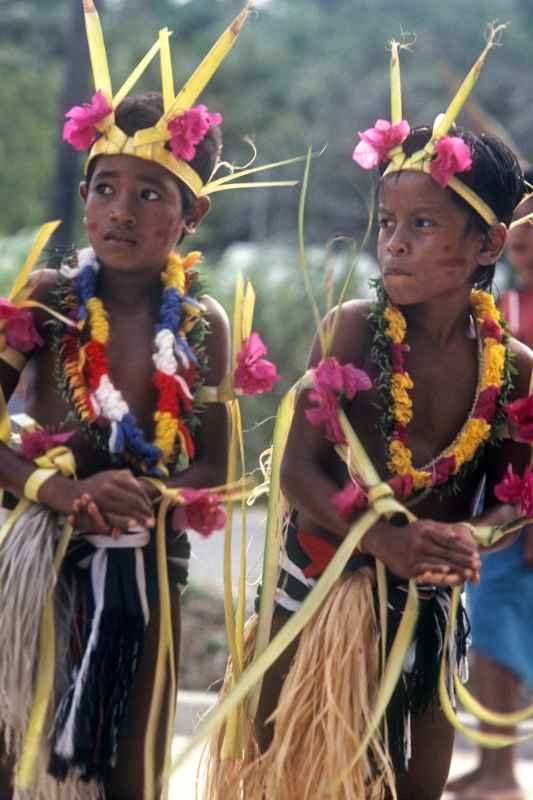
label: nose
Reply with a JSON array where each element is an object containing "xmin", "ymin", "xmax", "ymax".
[
  {"xmin": 386, "ymin": 225, "xmax": 410, "ymax": 256},
  {"xmin": 109, "ymin": 193, "xmax": 136, "ymax": 226}
]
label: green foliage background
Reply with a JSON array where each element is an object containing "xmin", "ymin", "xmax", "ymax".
[{"xmin": 1, "ymin": 0, "xmax": 532, "ymax": 460}]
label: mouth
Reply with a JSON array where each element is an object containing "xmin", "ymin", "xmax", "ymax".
[
  {"xmin": 383, "ymin": 266, "xmax": 412, "ymax": 277},
  {"xmin": 104, "ymin": 231, "xmax": 138, "ymax": 247}
]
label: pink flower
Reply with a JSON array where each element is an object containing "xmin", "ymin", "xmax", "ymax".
[
  {"xmin": 388, "ymin": 473, "xmax": 414, "ymax": 500},
  {"xmin": 430, "ymin": 136, "xmax": 472, "ymax": 188},
  {"xmin": 505, "ymin": 395, "xmax": 533, "ymax": 443},
  {"xmin": 481, "ymin": 319, "xmax": 502, "ymax": 342},
  {"xmin": 20, "ymin": 430, "xmax": 73, "ymax": 460},
  {"xmin": 310, "ymin": 357, "xmax": 372, "ymax": 400},
  {"xmin": 0, "ymin": 299, "xmax": 43, "ymax": 352},
  {"xmin": 391, "ymin": 342, "xmax": 408, "ymax": 372},
  {"xmin": 63, "ymin": 91, "xmax": 112, "ymax": 151},
  {"xmin": 234, "ymin": 332, "xmax": 279, "ymax": 395},
  {"xmin": 521, "ymin": 469, "xmax": 533, "ymax": 517},
  {"xmin": 332, "ymin": 480, "xmax": 368, "ymax": 519},
  {"xmin": 432, "ymin": 455, "xmax": 456, "ymax": 485},
  {"xmin": 305, "ymin": 389, "xmax": 344, "ymax": 443},
  {"xmin": 173, "ymin": 488, "xmax": 226, "ymax": 537},
  {"xmin": 473, "ymin": 386, "xmax": 500, "ymax": 422},
  {"xmin": 168, "ymin": 105, "xmax": 222, "ymax": 162},
  {"xmin": 352, "ymin": 119, "xmax": 410, "ymax": 169},
  {"xmin": 495, "ymin": 464, "xmax": 524, "ymax": 505}
]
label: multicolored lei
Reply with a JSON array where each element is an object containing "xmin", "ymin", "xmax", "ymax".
[{"xmin": 57, "ymin": 248, "xmax": 206, "ymax": 476}]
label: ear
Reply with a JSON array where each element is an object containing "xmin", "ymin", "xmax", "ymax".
[
  {"xmin": 183, "ymin": 196, "xmax": 211, "ymax": 236},
  {"xmin": 79, "ymin": 181, "xmax": 88, "ymax": 203},
  {"xmin": 477, "ymin": 222, "xmax": 507, "ymax": 265}
]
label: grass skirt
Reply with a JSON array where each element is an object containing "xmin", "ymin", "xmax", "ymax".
[
  {"xmin": 203, "ymin": 569, "xmax": 396, "ymax": 799},
  {"xmin": 0, "ymin": 504, "xmax": 101, "ymax": 800}
]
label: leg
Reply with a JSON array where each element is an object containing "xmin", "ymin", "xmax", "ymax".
[
  {"xmin": 446, "ymin": 651, "xmax": 524, "ymax": 798},
  {"xmin": 255, "ymin": 605, "xmax": 300, "ymax": 753},
  {"xmin": 395, "ymin": 699, "xmax": 454, "ymax": 800},
  {"xmin": 0, "ymin": 738, "xmax": 14, "ymax": 800},
  {"xmin": 105, "ymin": 591, "xmax": 182, "ymax": 800}
]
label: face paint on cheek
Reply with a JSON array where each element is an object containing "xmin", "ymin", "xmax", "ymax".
[
  {"xmin": 87, "ymin": 222, "xmax": 99, "ymax": 236},
  {"xmin": 435, "ymin": 255, "xmax": 470, "ymax": 270}
]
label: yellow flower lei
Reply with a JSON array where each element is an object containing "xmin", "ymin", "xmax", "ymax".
[{"xmin": 386, "ymin": 290, "xmax": 507, "ymax": 490}]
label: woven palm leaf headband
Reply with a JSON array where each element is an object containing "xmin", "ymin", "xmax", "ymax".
[
  {"xmin": 353, "ymin": 25, "xmax": 508, "ymax": 226},
  {"xmin": 64, "ymin": 1, "xmax": 300, "ymax": 198}
]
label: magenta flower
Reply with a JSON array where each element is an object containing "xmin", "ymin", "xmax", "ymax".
[
  {"xmin": 495, "ymin": 464, "xmax": 524, "ymax": 506},
  {"xmin": 306, "ymin": 357, "xmax": 372, "ymax": 443},
  {"xmin": 388, "ymin": 473, "xmax": 413, "ymax": 501},
  {"xmin": 495, "ymin": 465, "xmax": 533, "ymax": 517},
  {"xmin": 332, "ymin": 480, "xmax": 368, "ymax": 519},
  {"xmin": 430, "ymin": 136, "xmax": 473, "ymax": 188},
  {"xmin": 473, "ymin": 386, "xmax": 500, "ymax": 422},
  {"xmin": 305, "ymin": 389, "xmax": 345, "ymax": 443},
  {"xmin": 63, "ymin": 91, "xmax": 112, "ymax": 151},
  {"xmin": 20, "ymin": 430, "xmax": 73, "ymax": 461},
  {"xmin": 0, "ymin": 299, "xmax": 43, "ymax": 353},
  {"xmin": 310, "ymin": 357, "xmax": 372, "ymax": 400},
  {"xmin": 234, "ymin": 332, "xmax": 279, "ymax": 395},
  {"xmin": 168, "ymin": 105, "xmax": 222, "ymax": 162},
  {"xmin": 480, "ymin": 318, "xmax": 502, "ymax": 342},
  {"xmin": 432, "ymin": 455, "xmax": 456, "ymax": 485},
  {"xmin": 352, "ymin": 119, "xmax": 410, "ymax": 169},
  {"xmin": 173, "ymin": 488, "xmax": 226, "ymax": 537},
  {"xmin": 505, "ymin": 394, "xmax": 533, "ymax": 443}
]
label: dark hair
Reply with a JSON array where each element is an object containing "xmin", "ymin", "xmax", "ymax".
[
  {"xmin": 86, "ymin": 92, "xmax": 222, "ymax": 213},
  {"xmin": 381, "ymin": 126, "xmax": 525, "ymax": 290}
]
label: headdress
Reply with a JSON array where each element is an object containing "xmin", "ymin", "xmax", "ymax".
[
  {"xmin": 64, "ymin": 0, "xmax": 299, "ymax": 197},
  {"xmin": 353, "ymin": 25, "xmax": 507, "ymax": 226}
]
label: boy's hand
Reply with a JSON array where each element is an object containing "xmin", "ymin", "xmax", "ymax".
[
  {"xmin": 362, "ymin": 518, "xmax": 481, "ymax": 583},
  {"xmin": 72, "ymin": 470, "xmax": 155, "ymax": 533}
]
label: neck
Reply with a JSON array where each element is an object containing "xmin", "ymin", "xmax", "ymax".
[
  {"xmin": 400, "ymin": 288, "xmax": 475, "ymax": 346},
  {"xmin": 97, "ymin": 263, "xmax": 165, "ymax": 311}
]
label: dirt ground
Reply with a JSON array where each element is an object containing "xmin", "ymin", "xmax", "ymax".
[{"xmin": 179, "ymin": 584, "xmax": 228, "ymax": 692}]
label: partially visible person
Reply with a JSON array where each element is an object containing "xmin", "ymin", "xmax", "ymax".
[{"xmin": 447, "ymin": 178, "xmax": 533, "ymax": 800}]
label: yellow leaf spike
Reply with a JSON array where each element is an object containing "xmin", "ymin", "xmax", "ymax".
[{"xmin": 83, "ymin": 0, "xmax": 113, "ymax": 103}]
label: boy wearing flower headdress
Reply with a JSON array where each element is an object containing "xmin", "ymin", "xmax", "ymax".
[
  {"xmin": 0, "ymin": 3, "xmax": 288, "ymax": 799},
  {"xmin": 206, "ymin": 32, "xmax": 533, "ymax": 800}
]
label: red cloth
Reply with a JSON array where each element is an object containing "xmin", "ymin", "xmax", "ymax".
[{"xmin": 297, "ymin": 528, "xmax": 360, "ymax": 579}]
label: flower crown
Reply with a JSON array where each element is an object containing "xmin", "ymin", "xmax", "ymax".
[
  {"xmin": 64, "ymin": 1, "xmax": 299, "ymax": 198},
  {"xmin": 352, "ymin": 25, "xmax": 507, "ymax": 226}
]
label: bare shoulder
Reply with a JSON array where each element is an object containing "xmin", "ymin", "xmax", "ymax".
[
  {"xmin": 310, "ymin": 299, "xmax": 373, "ymax": 367},
  {"xmin": 26, "ymin": 267, "xmax": 61, "ymax": 306},
  {"xmin": 507, "ymin": 336, "xmax": 533, "ymax": 399},
  {"xmin": 200, "ymin": 294, "xmax": 230, "ymax": 383},
  {"xmin": 201, "ymin": 293, "xmax": 230, "ymax": 334}
]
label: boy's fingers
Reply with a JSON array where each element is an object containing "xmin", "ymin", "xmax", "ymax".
[{"xmin": 86, "ymin": 501, "xmax": 109, "ymax": 533}]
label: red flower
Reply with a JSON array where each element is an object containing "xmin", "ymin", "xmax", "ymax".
[
  {"xmin": 20, "ymin": 429, "xmax": 73, "ymax": 460},
  {"xmin": 481, "ymin": 318, "xmax": 502, "ymax": 342},
  {"xmin": 0, "ymin": 299, "xmax": 43, "ymax": 353},
  {"xmin": 495, "ymin": 464, "xmax": 524, "ymax": 505},
  {"xmin": 432, "ymin": 455, "xmax": 456, "ymax": 485},
  {"xmin": 391, "ymin": 342, "xmax": 408, "ymax": 372},
  {"xmin": 352, "ymin": 119, "xmax": 410, "ymax": 169},
  {"xmin": 505, "ymin": 395, "xmax": 533, "ymax": 442},
  {"xmin": 154, "ymin": 371, "xmax": 180, "ymax": 416},
  {"xmin": 521, "ymin": 469, "xmax": 533, "ymax": 517},
  {"xmin": 84, "ymin": 340, "xmax": 108, "ymax": 388},
  {"xmin": 172, "ymin": 488, "xmax": 226, "ymax": 537},
  {"xmin": 168, "ymin": 105, "xmax": 222, "ymax": 162},
  {"xmin": 393, "ymin": 425, "xmax": 409, "ymax": 445},
  {"xmin": 63, "ymin": 91, "xmax": 112, "ymax": 151},
  {"xmin": 234, "ymin": 332, "xmax": 279, "ymax": 395},
  {"xmin": 388, "ymin": 473, "xmax": 414, "ymax": 500},
  {"xmin": 473, "ymin": 386, "xmax": 500, "ymax": 422},
  {"xmin": 332, "ymin": 480, "xmax": 368, "ymax": 519},
  {"xmin": 430, "ymin": 136, "xmax": 473, "ymax": 188}
]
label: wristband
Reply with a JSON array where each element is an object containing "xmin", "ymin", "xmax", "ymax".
[{"xmin": 23, "ymin": 467, "xmax": 57, "ymax": 503}]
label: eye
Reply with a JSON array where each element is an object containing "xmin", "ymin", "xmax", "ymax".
[
  {"xmin": 378, "ymin": 216, "xmax": 394, "ymax": 231},
  {"xmin": 141, "ymin": 188, "xmax": 161, "ymax": 201},
  {"xmin": 95, "ymin": 183, "xmax": 113, "ymax": 196},
  {"xmin": 414, "ymin": 216, "xmax": 434, "ymax": 229}
]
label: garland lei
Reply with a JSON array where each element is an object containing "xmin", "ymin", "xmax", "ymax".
[
  {"xmin": 53, "ymin": 248, "xmax": 208, "ymax": 477},
  {"xmin": 368, "ymin": 278, "xmax": 513, "ymax": 498}
]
